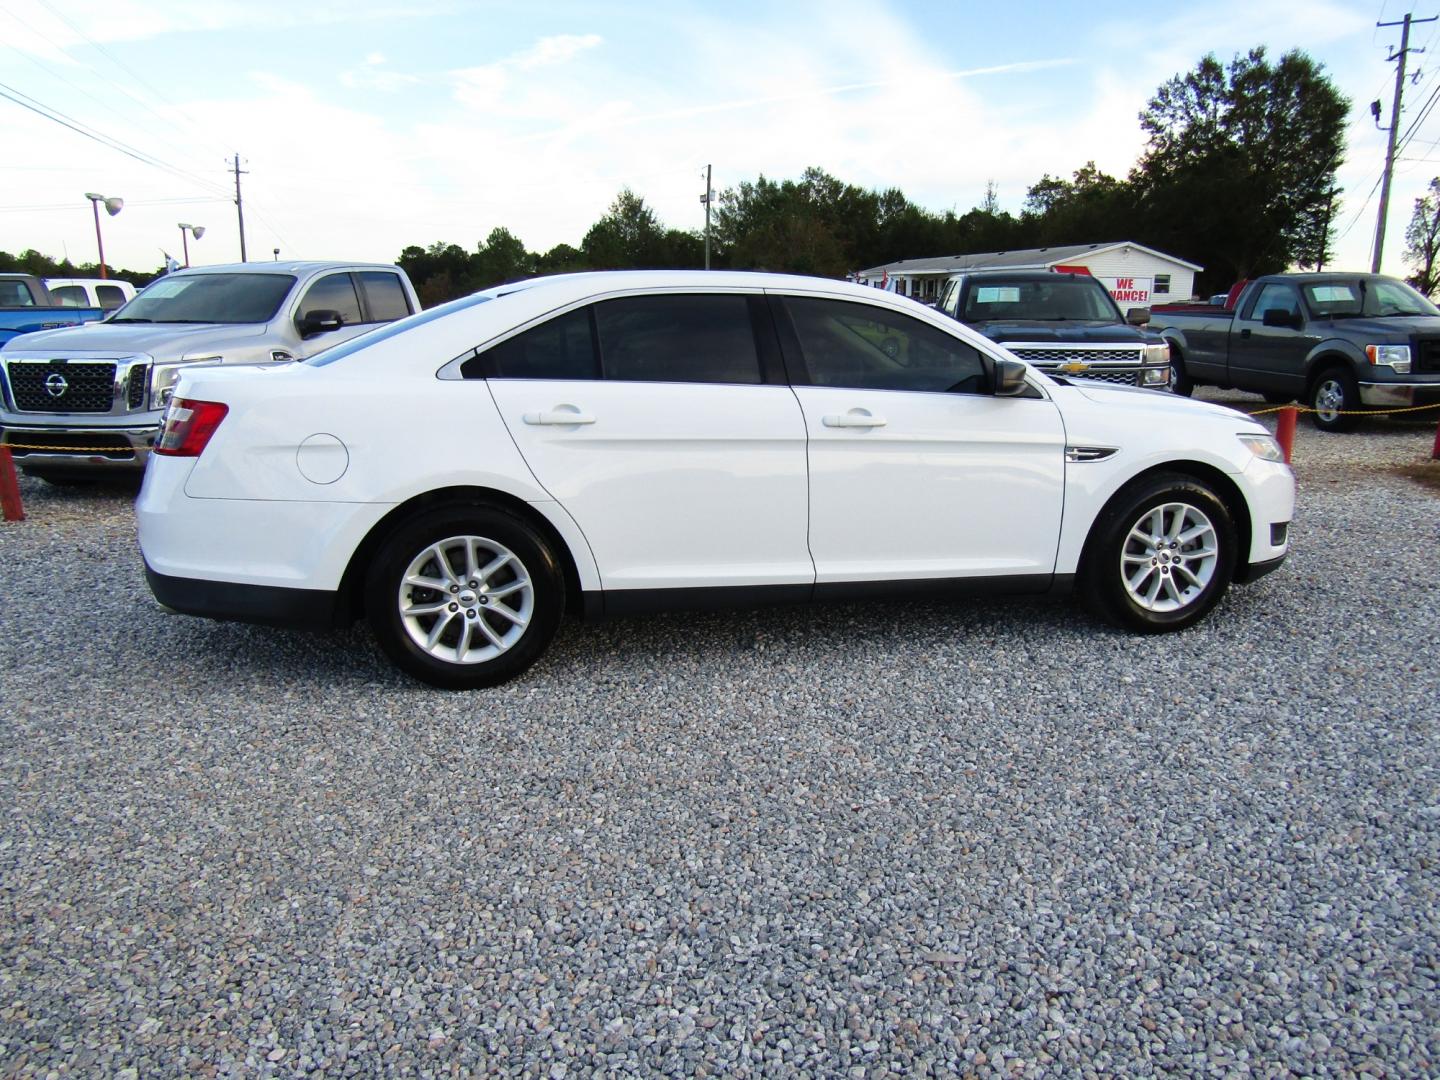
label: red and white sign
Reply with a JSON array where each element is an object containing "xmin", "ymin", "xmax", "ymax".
[{"xmin": 1098, "ymin": 276, "xmax": 1152, "ymax": 305}]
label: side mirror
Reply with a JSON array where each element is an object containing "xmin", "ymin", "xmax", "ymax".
[
  {"xmin": 994, "ymin": 357, "xmax": 1029, "ymax": 397},
  {"xmin": 1126, "ymin": 307, "xmax": 1150, "ymax": 326},
  {"xmin": 1262, "ymin": 307, "xmax": 1299, "ymax": 329},
  {"xmin": 297, "ymin": 309, "xmax": 344, "ymax": 337}
]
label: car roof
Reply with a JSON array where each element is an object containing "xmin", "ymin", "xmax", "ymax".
[{"xmin": 172, "ymin": 261, "xmax": 403, "ymax": 277}]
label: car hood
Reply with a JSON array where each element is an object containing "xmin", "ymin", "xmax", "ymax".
[
  {"xmin": 2, "ymin": 321, "xmax": 268, "ymax": 356},
  {"xmin": 1314, "ymin": 314, "xmax": 1440, "ymax": 339},
  {"xmin": 972, "ymin": 320, "xmax": 1162, "ymax": 345},
  {"xmin": 1068, "ymin": 380, "xmax": 1256, "ymax": 422}
]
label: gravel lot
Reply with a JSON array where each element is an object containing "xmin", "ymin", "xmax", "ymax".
[{"xmin": 2, "ymin": 391, "xmax": 1438, "ymax": 1078}]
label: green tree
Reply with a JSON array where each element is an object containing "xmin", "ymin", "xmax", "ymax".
[
  {"xmin": 474, "ymin": 226, "xmax": 534, "ymax": 288},
  {"xmin": 1404, "ymin": 178, "xmax": 1440, "ymax": 296},
  {"xmin": 582, "ymin": 189, "xmax": 669, "ymax": 268},
  {"xmin": 1134, "ymin": 47, "xmax": 1348, "ymax": 292}
]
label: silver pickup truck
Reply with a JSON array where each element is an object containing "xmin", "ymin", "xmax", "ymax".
[{"xmin": 0, "ymin": 261, "xmax": 419, "ymax": 482}]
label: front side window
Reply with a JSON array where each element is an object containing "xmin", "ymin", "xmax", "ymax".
[
  {"xmin": 594, "ymin": 294, "xmax": 761, "ymax": 384},
  {"xmin": 468, "ymin": 307, "xmax": 597, "ymax": 380},
  {"xmin": 298, "ymin": 273, "xmax": 363, "ymax": 326},
  {"xmin": 785, "ymin": 296, "xmax": 990, "ymax": 394},
  {"xmin": 49, "ymin": 285, "xmax": 86, "ymax": 306},
  {"xmin": 1247, "ymin": 283, "xmax": 1302, "ymax": 322},
  {"xmin": 114, "ymin": 273, "xmax": 296, "ymax": 324}
]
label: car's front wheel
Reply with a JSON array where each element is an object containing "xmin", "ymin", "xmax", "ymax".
[
  {"xmin": 365, "ymin": 504, "xmax": 564, "ymax": 689},
  {"xmin": 1309, "ymin": 368, "xmax": 1361, "ymax": 432},
  {"xmin": 1079, "ymin": 474, "xmax": 1236, "ymax": 632}
]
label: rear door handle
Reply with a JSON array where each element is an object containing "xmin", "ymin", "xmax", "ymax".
[
  {"xmin": 523, "ymin": 407, "xmax": 595, "ymax": 425},
  {"xmin": 1239, "ymin": 328, "xmax": 1251, "ymax": 338},
  {"xmin": 822, "ymin": 409, "xmax": 887, "ymax": 428}
]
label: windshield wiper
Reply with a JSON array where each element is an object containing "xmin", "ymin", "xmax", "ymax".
[{"xmin": 108, "ymin": 317, "xmax": 152, "ymax": 323}]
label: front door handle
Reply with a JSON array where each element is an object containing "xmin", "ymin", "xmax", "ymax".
[
  {"xmin": 523, "ymin": 407, "xmax": 596, "ymax": 425},
  {"xmin": 1239, "ymin": 328, "xmax": 1252, "ymax": 338},
  {"xmin": 822, "ymin": 409, "xmax": 887, "ymax": 429}
]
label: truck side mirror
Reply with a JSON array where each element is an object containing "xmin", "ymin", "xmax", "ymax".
[
  {"xmin": 1126, "ymin": 307, "xmax": 1150, "ymax": 326},
  {"xmin": 1261, "ymin": 307, "xmax": 1300, "ymax": 329},
  {"xmin": 993, "ymin": 358, "xmax": 1029, "ymax": 396},
  {"xmin": 297, "ymin": 309, "xmax": 344, "ymax": 337}
]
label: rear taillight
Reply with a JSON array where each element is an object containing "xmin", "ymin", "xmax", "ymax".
[{"xmin": 154, "ymin": 398, "xmax": 229, "ymax": 457}]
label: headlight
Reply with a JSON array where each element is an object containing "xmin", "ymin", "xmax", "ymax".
[
  {"xmin": 1237, "ymin": 433, "xmax": 1284, "ymax": 462},
  {"xmin": 1365, "ymin": 344, "xmax": 1411, "ymax": 372},
  {"xmin": 150, "ymin": 356, "xmax": 222, "ymax": 409},
  {"xmin": 1143, "ymin": 343, "xmax": 1171, "ymax": 365}
]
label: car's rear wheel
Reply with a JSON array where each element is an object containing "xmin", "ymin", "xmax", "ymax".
[
  {"xmin": 1080, "ymin": 473, "xmax": 1236, "ymax": 632},
  {"xmin": 1168, "ymin": 350, "xmax": 1193, "ymax": 396},
  {"xmin": 1309, "ymin": 368, "xmax": 1361, "ymax": 432},
  {"xmin": 364, "ymin": 504, "xmax": 564, "ymax": 689}
]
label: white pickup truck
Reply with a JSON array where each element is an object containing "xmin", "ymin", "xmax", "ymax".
[{"xmin": 0, "ymin": 261, "xmax": 420, "ymax": 482}]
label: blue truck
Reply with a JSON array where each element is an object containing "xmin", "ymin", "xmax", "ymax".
[{"xmin": 0, "ymin": 274, "xmax": 107, "ymax": 346}]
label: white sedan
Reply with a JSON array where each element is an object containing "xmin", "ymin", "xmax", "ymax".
[{"xmin": 137, "ymin": 271, "xmax": 1295, "ymax": 688}]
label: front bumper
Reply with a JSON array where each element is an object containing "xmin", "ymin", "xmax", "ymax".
[
  {"xmin": 0, "ymin": 421, "xmax": 155, "ymax": 470},
  {"xmin": 1358, "ymin": 381, "xmax": 1440, "ymax": 408}
]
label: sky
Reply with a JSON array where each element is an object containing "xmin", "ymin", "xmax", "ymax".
[{"xmin": 1, "ymin": 0, "xmax": 1435, "ymax": 286}]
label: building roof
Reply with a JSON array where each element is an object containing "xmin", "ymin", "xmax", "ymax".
[{"xmin": 859, "ymin": 242, "xmax": 1203, "ymax": 276}]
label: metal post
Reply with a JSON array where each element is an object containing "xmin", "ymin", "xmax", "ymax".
[
  {"xmin": 180, "ymin": 227, "xmax": 190, "ymax": 268},
  {"xmin": 702, "ymin": 164, "xmax": 712, "ymax": 271},
  {"xmin": 90, "ymin": 197, "xmax": 108, "ymax": 279}
]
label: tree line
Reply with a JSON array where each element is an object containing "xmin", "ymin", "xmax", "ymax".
[{"xmin": 403, "ymin": 46, "xmax": 1351, "ymax": 302}]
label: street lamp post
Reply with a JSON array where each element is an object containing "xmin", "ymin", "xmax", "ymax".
[
  {"xmin": 177, "ymin": 223, "xmax": 205, "ymax": 268},
  {"xmin": 84, "ymin": 192, "xmax": 123, "ymax": 279}
]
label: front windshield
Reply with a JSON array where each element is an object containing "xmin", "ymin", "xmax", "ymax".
[
  {"xmin": 113, "ymin": 273, "xmax": 296, "ymax": 324},
  {"xmin": 962, "ymin": 276, "xmax": 1120, "ymax": 321},
  {"xmin": 1304, "ymin": 278, "xmax": 1440, "ymax": 318}
]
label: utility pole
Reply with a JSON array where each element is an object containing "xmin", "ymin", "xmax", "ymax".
[
  {"xmin": 701, "ymin": 164, "xmax": 712, "ymax": 270},
  {"xmin": 1373, "ymin": 13, "xmax": 1437, "ymax": 272},
  {"xmin": 230, "ymin": 153, "xmax": 249, "ymax": 262}
]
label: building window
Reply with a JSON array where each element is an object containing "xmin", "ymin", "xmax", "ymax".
[{"xmin": 1154, "ymin": 274, "xmax": 1171, "ymax": 296}]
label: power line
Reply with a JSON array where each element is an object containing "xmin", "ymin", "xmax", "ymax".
[{"xmin": 0, "ymin": 78, "xmax": 231, "ymax": 199}]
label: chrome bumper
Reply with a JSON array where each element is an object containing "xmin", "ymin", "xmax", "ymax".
[
  {"xmin": 0, "ymin": 421, "xmax": 155, "ymax": 471},
  {"xmin": 1358, "ymin": 381, "xmax": 1440, "ymax": 407}
]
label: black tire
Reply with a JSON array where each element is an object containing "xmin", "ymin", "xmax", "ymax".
[
  {"xmin": 1168, "ymin": 350, "xmax": 1194, "ymax": 396},
  {"xmin": 1308, "ymin": 367, "xmax": 1361, "ymax": 432},
  {"xmin": 364, "ymin": 503, "xmax": 565, "ymax": 689},
  {"xmin": 1079, "ymin": 473, "xmax": 1237, "ymax": 633},
  {"xmin": 1262, "ymin": 392, "xmax": 1294, "ymax": 405}
]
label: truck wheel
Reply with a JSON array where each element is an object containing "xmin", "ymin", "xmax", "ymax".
[
  {"xmin": 1308, "ymin": 368, "xmax": 1361, "ymax": 432},
  {"xmin": 1169, "ymin": 352, "xmax": 1193, "ymax": 396},
  {"xmin": 1079, "ymin": 473, "xmax": 1236, "ymax": 633},
  {"xmin": 364, "ymin": 503, "xmax": 565, "ymax": 689}
]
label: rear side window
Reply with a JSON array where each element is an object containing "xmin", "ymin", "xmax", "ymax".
[
  {"xmin": 785, "ymin": 296, "xmax": 990, "ymax": 394},
  {"xmin": 358, "ymin": 272, "xmax": 413, "ymax": 322},
  {"xmin": 50, "ymin": 285, "xmax": 86, "ymax": 306},
  {"xmin": 298, "ymin": 273, "xmax": 363, "ymax": 326},
  {"xmin": 468, "ymin": 307, "xmax": 598, "ymax": 380},
  {"xmin": 96, "ymin": 285, "xmax": 128, "ymax": 310},
  {"xmin": 594, "ymin": 294, "xmax": 761, "ymax": 384}
]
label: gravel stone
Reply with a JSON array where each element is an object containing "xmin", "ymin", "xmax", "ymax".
[{"xmin": 0, "ymin": 389, "xmax": 1437, "ymax": 1077}]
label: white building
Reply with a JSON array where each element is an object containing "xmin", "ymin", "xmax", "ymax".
[{"xmin": 857, "ymin": 242, "xmax": 1203, "ymax": 307}]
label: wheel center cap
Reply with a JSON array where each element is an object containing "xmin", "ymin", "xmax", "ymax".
[{"xmin": 459, "ymin": 591, "xmax": 478, "ymax": 605}]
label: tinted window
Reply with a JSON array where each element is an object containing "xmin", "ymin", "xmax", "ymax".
[
  {"xmin": 298, "ymin": 273, "xmax": 363, "ymax": 326},
  {"xmin": 96, "ymin": 285, "xmax": 128, "ymax": 310},
  {"xmin": 469, "ymin": 307, "xmax": 597, "ymax": 380},
  {"xmin": 1247, "ymin": 283, "xmax": 1301, "ymax": 322},
  {"xmin": 786, "ymin": 297, "xmax": 990, "ymax": 394},
  {"xmin": 359, "ymin": 271, "xmax": 413, "ymax": 322},
  {"xmin": 0, "ymin": 280, "xmax": 36, "ymax": 306},
  {"xmin": 50, "ymin": 285, "xmax": 86, "ymax": 306},
  {"xmin": 116, "ymin": 273, "xmax": 296, "ymax": 324},
  {"xmin": 594, "ymin": 295, "xmax": 761, "ymax": 384}
]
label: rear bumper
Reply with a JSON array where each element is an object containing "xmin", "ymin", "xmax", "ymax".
[{"xmin": 145, "ymin": 563, "xmax": 343, "ymax": 629}]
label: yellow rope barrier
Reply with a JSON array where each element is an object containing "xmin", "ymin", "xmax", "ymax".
[
  {"xmin": 2, "ymin": 443, "xmax": 139, "ymax": 453},
  {"xmin": 1245, "ymin": 402, "xmax": 1440, "ymax": 417}
]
